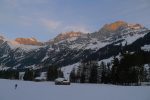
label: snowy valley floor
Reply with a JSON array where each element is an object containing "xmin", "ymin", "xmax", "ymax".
[{"xmin": 0, "ymin": 79, "xmax": 150, "ymax": 100}]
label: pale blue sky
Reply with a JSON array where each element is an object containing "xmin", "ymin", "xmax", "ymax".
[{"xmin": 0, "ymin": 0, "xmax": 150, "ymax": 41}]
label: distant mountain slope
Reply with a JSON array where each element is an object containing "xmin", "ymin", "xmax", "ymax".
[{"xmin": 0, "ymin": 21, "xmax": 149, "ymax": 70}]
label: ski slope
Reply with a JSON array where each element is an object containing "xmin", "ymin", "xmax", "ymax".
[{"xmin": 0, "ymin": 79, "xmax": 150, "ymax": 100}]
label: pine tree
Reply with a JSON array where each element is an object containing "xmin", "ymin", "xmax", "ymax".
[
  {"xmin": 70, "ymin": 68, "xmax": 76, "ymax": 83},
  {"xmin": 111, "ymin": 57, "xmax": 119, "ymax": 84},
  {"xmin": 105, "ymin": 63, "xmax": 111, "ymax": 84},
  {"xmin": 97, "ymin": 62, "xmax": 105, "ymax": 83},
  {"xmin": 57, "ymin": 68, "xmax": 64, "ymax": 78},
  {"xmin": 76, "ymin": 63, "xmax": 83, "ymax": 83},
  {"xmin": 47, "ymin": 66, "xmax": 58, "ymax": 81},
  {"xmin": 89, "ymin": 65, "xmax": 98, "ymax": 83},
  {"xmin": 137, "ymin": 65, "xmax": 144, "ymax": 85},
  {"xmin": 143, "ymin": 68, "xmax": 148, "ymax": 82},
  {"xmin": 23, "ymin": 69, "xmax": 34, "ymax": 81},
  {"xmin": 148, "ymin": 66, "xmax": 150, "ymax": 82},
  {"xmin": 13, "ymin": 71, "xmax": 19, "ymax": 79},
  {"xmin": 101, "ymin": 62, "xmax": 107, "ymax": 83}
]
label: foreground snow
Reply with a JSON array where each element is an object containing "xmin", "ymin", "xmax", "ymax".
[{"xmin": 0, "ymin": 79, "xmax": 150, "ymax": 100}]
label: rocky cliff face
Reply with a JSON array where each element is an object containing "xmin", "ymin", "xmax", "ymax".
[
  {"xmin": 15, "ymin": 38, "xmax": 43, "ymax": 46},
  {"xmin": 47, "ymin": 31, "xmax": 83, "ymax": 44},
  {"xmin": 101, "ymin": 21, "xmax": 128, "ymax": 31}
]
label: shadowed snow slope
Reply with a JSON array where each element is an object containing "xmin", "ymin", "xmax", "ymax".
[{"xmin": 0, "ymin": 79, "xmax": 150, "ymax": 100}]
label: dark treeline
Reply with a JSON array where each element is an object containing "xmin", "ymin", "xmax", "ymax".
[
  {"xmin": 0, "ymin": 70, "xmax": 19, "ymax": 79},
  {"xmin": 70, "ymin": 51, "xmax": 150, "ymax": 85},
  {"xmin": 47, "ymin": 66, "xmax": 64, "ymax": 81},
  {"xmin": 0, "ymin": 65, "xmax": 64, "ymax": 81},
  {"xmin": 23, "ymin": 66, "xmax": 64, "ymax": 81}
]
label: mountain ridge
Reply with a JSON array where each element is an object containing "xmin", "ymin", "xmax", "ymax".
[
  {"xmin": 0, "ymin": 21, "xmax": 149, "ymax": 71},
  {"xmin": 0, "ymin": 21, "xmax": 147, "ymax": 45}
]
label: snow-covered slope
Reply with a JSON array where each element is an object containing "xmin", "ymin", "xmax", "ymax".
[
  {"xmin": 141, "ymin": 45, "xmax": 150, "ymax": 51},
  {"xmin": 61, "ymin": 63, "xmax": 80, "ymax": 79},
  {"xmin": 0, "ymin": 79, "xmax": 150, "ymax": 100}
]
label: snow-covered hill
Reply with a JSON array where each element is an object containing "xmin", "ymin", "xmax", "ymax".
[{"xmin": 0, "ymin": 79, "xmax": 150, "ymax": 100}]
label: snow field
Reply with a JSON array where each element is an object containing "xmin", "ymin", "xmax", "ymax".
[{"xmin": 0, "ymin": 79, "xmax": 150, "ymax": 100}]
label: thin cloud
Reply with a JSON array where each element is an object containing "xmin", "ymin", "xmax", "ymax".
[
  {"xmin": 40, "ymin": 19, "xmax": 61, "ymax": 30},
  {"xmin": 18, "ymin": 16, "xmax": 33, "ymax": 27}
]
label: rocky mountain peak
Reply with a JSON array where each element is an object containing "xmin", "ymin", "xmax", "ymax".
[
  {"xmin": 53, "ymin": 31, "xmax": 83, "ymax": 43},
  {"xmin": 101, "ymin": 21, "xmax": 128, "ymax": 32},
  {"xmin": 91, "ymin": 21, "xmax": 147, "ymax": 41},
  {"xmin": 15, "ymin": 37, "xmax": 43, "ymax": 46},
  {"xmin": 101, "ymin": 21, "xmax": 145, "ymax": 32}
]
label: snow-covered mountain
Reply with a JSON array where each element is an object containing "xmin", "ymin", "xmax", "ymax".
[{"xmin": 0, "ymin": 21, "xmax": 150, "ymax": 71}]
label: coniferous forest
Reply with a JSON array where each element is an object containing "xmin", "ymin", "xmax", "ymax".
[{"xmin": 70, "ymin": 50, "xmax": 150, "ymax": 85}]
